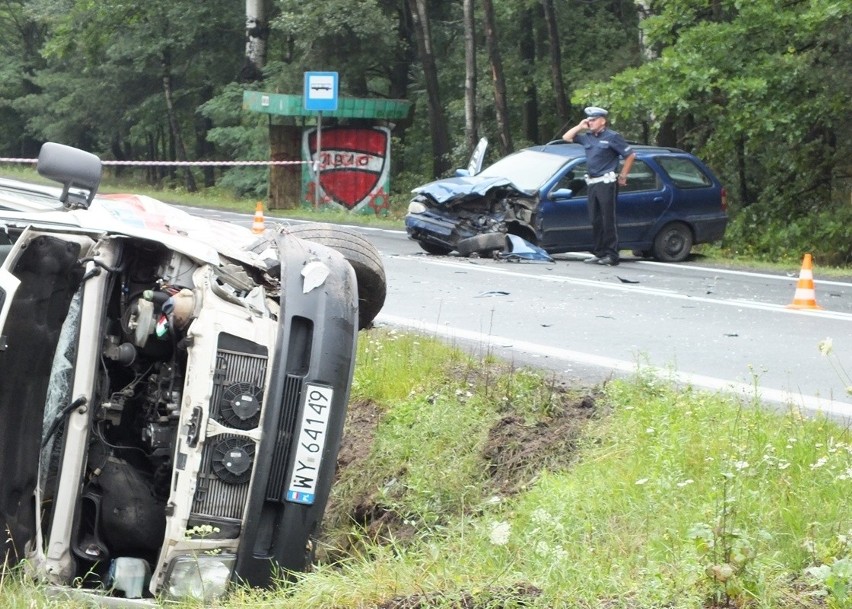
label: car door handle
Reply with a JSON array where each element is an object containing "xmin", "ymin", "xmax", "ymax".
[{"xmin": 653, "ymin": 197, "xmax": 664, "ymax": 203}]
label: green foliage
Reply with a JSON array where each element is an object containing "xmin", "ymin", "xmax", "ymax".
[
  {"xmin": 577, "ymin": 0, "xmax": 851, "ymax": 232},
  {"xmin": 200, "ymin": 84, "xmax": 271, "ymax": 197},
  {"xmin": 723, "ymin": 201, "xmax": 852, "ymax": 265}
]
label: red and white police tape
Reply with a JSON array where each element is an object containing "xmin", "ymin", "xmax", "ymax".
[{"xmin": 0, "ymin": 158, "xmax": 307, "ymax": 166}]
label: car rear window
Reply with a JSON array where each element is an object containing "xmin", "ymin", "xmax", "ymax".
[{"xmin": 655, "ymin": 157, "xmax": 713, "ymax": 189}]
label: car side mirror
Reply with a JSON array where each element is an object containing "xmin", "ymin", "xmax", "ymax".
[
  {"xmin": 454, "ymin": 168, "xmax": 471, "ymax": 178},
  {"xmin": 37, "ymin": 142, "xmax": 102, "ymax": 210},
  {"xmin": 550, "ymin": 188, "xmax": 574, "ymax": 200}
]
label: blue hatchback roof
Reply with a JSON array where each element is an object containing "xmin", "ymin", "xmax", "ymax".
[{"xmin": 529, "ymin": 141, "xmax": 686, "ymax": 157}]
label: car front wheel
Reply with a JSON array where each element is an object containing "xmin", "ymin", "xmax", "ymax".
[
  {"xmin": 418, "ymin": 240, "xmax": 453, "ymax": 255},
  {"xmin": 652, "ymin": 222, "xmax": 693, "ymax": 262},
  {"xmin": 455, "ymin": 232, "xmax": 507, "ymax": 257}
]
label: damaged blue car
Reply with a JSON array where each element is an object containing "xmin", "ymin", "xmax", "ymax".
[{"xmin": 404, "ymin": 140, "xmax": 728, "ymax": 263}]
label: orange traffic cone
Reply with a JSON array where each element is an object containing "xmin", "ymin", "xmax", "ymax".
[
  {"xmin": 251, "ymin": 202, "xmax": 265, "ymax": 234},
  {"xmin": 787, "ymin": 253, "xmax": 822, "ymax": 310}
]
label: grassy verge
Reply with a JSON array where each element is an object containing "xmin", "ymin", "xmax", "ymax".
[{"xmin": 5, "ymin": 329, "xmax": 849, "ymax": 608}]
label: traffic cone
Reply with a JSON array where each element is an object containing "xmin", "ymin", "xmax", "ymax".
[
  {"xmin": 251, "ymin": 202, "xmax": 265, "ymax": 234},
  {"xmin": 787, "ymin": 253, "xmax": 822, "ymax": 310}
]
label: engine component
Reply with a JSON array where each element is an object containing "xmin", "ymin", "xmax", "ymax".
[
  {"xmin": 98, "ymin": 457, "xmax": 166, "ymax": 553},
  {"xmin": 211, "ymin": 437, "xmax": 255, "ymax": 485},
  {"xmin": 219, "ymin": 383, "xmax": 262, "ymax": 430}
]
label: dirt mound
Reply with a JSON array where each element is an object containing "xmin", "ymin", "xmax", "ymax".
[
  {"xmin": 374, "ymin": 583, "xmax": 543, "ymax": 608},
  {"xmin": 318, "ymin": 377, "xmax": 600, "ymax": 604},
  {"xmin": 484, "ymin": 391, "xmax": 599, "ymax": 495},
  {"xmin": 325, "ymin": 385, "xmax": 600, "ymax": 553}
]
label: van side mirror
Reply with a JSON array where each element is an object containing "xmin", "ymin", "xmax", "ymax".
[{"xmin": 37, "ymin": 143, "xmax": 102, "ymax": 209}]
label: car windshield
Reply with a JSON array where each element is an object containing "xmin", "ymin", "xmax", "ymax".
[{"xmin": 477, "ymin": 150, "xmax": 570, "ymax": 192}]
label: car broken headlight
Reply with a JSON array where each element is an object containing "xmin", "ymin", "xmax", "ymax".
[
  {"xmin": 407, "ymin": 200, "xmax": 427, "ymax": 214},
  {"xmin": 164, "ymin": 553, "xmax": 236, "ymax": 602}
]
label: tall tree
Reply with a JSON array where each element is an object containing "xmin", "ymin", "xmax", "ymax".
[
  {"xmin": 160, "ymin": 49, "xmax": 197, "ymax": 192},
  {"xmin": 242, "ymin": 0, "xmax": 269, "ymax": 82},
  {"xmin": 406, "ymin": 0, "xmax": 451, "ymax": 177},
  {"xmin": 0, "ymin": 0, "xmax": 46, "ymax": 156},
  {"xmin": 519, "ymin": 6, "xmax": 539, "ymax": 144},
  {"xmin": 540, "ymin": 0, "xmax": 569, "ymax": 127},
  {"xmin": 462, "ymin": 0, "xmax": 478, "ymax": 155},
  {"xmin": 21, "ymin": 0, "xmax": 242, "ymax": 185},
  {"xmin": 578, "ymin": 1, "xmax": 851, "ymax": 223},
  {"xmin": 481, "ymin": 0, "xmax": 512, "ymax": 155}
]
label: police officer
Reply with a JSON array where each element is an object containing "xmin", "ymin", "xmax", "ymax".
[{"xmin": 562, "ymin": 106, "xmax": 635, "ymax": 266}]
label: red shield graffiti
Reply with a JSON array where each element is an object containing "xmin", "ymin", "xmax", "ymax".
[{"xmin": 306, "ymin": 127, "xmax": 389, "ymax": 210}]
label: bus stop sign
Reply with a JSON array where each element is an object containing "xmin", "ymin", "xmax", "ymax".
[{"xmin": 304, "ymin": 72, "xmax": 339, "ymax": 112}]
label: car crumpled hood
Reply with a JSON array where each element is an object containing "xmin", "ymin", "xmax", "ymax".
[{"xmin": 412, "ymin": 175, "xmax": 531, "ymax": 205}]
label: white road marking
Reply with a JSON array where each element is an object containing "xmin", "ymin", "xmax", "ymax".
[
  {"xmin": 376, "ymin": 313, "xmax": 852, "ymax": 421},
  {"xmin": 394, "ymin": 256, "xmax": 852, "ymax": 321}
]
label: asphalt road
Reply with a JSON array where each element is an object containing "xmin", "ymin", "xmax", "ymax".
[{"xmin": 206, "ymin": 209, "xmax": 852, "ymax": 422}]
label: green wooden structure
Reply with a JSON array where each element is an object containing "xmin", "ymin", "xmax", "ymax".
[
  {"xmin": 243, "ymin": 91, "xmax": 412, "ymax": 121},
  {"xmin": 243, "ymin": 90, "xmax": 412, "ymax": 212}
]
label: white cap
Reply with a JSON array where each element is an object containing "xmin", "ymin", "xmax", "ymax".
[{"xmin": 584, "ymin": 106, "xmax": 608, "ymax": 118}]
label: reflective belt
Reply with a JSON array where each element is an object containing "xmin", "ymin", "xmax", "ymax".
[{"xmin": 585, "ymin": 171, "xmax": 616, "ymax": 185}]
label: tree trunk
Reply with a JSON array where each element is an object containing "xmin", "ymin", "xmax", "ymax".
[
  {"xmin": 463, "ymin": 0, "xmax": 478, "ymax": 155},
  {"xmin": 389, "ymin": 1, "xmax": 415, "ymax": 100},
  {"xmin": 541, "ymin": 0, "xmax": 569, "ymax": 126},
  {"xmin": 241, "ymin": 0, "xmax": 268, "ymax": 82},
  {"xmin": 519, "ymin": 7, "xmax": 539, "ymax": 144},
  {"xmin": 736, "ymin": 135, "xmax": 750, "ymax": 207},
  {"xmin": 635, "ymin": 0, "xmax": 655, "ymax": 60},
  {"xmin": 161, "ymin": 50, "xmax": 197, "ymax": 193},
  {"xmin": 635, "ymin": 0, "xmax": 663, "ymax": 146},
  {"xmin": 482, "ymin": 0, "xmax": 512, "ymax": 155},
  {"xmin": 268, "ymin": 124, "xmax": 302, "ymax": 210},
  {"xmin": 406, "ymin": 0, "xmax": 450, "ymax": 177}
]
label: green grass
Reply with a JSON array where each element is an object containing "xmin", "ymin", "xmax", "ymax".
[{"xmin": 8, "ymin": 329, "xmax": 848, "ymax": 607}]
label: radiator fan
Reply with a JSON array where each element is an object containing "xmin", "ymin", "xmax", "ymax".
[
  {"xmin": 219, "ymin": 382, "xmax": 262, "ymax": 429},
  {"xmin": 211, "ymin": 437, "xmax": 256, "ymax": 485}
]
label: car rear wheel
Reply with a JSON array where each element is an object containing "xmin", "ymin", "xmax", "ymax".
[
  {"xmin": 652, "ymin": 222, "xmax": 693, "ymax": 262},
  {"xmin": 455, "ymin": 232, "xmax": 507, "ymax": 257},
  {"xmin": 282, "ymin": 223, "xmax": 386, "ymax": 330},
  {"xmin": 418, "ymin": 240, "xmax": 453, "ymax": 255}
]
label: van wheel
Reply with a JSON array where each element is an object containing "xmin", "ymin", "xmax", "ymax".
[
  {"xmin": 652, "ymin": 222, "xmax": 693, "ymax": 262},
  {"xmin": 282, "ymin": 223, "xmax": 386, "ymax": 330}
]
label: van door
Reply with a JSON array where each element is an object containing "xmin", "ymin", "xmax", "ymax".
[{"xmin": 0, "ymin": 228, "xmax": 90, "ymax": 567}]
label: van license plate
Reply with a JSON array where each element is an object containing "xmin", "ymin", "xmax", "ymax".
[{"xmin": 286, "ymin": 384, "xmax": 333, "ymax": 505}]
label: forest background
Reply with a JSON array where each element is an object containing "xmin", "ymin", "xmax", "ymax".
[{"xmin": 0, "ymin": 0, "xmax": 850, "ymax": 265}]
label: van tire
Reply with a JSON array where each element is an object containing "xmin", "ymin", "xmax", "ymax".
[{"xmin": 283, "ymin": 223, "xmax": 386, "ymax": 330}]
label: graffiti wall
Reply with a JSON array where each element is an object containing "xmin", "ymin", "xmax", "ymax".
[{"xmin": 301, "ymin": 126, "xmax": 391, "ymax": 215}]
